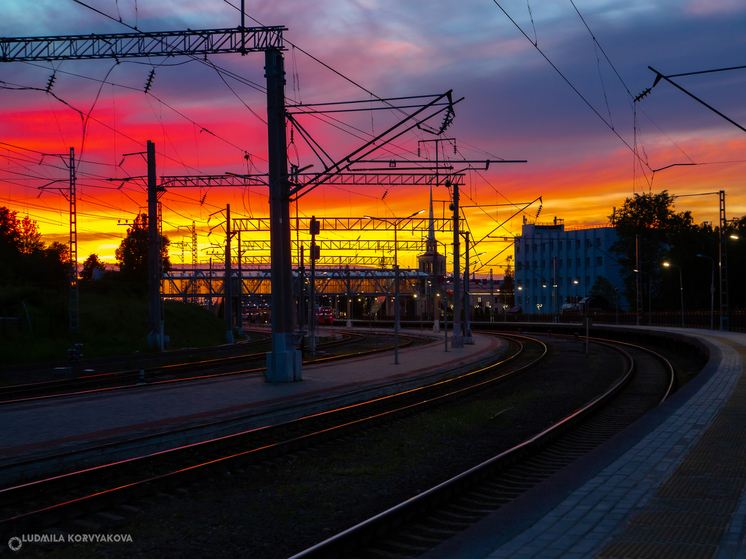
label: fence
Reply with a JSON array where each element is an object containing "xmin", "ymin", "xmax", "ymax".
[{"xmin": 501, "ymin": 310, "xmax": 746, "ymax": 332}]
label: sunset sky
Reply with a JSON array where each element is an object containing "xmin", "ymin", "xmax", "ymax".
[{"xmin": 1, "ymin": 0, "xmax": 745, "ymax": 275}]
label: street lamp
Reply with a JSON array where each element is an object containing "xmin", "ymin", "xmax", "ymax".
[
  {"xmin": 663, "ymin": 262, "xmax": 684, "ymax": 328},
  {"xmin": 696, "ymin": 254, "xmax": 715, "ymax": 330},
  {"xmin": 365, "ymin": 209, "xmax": 425, "ymax": 364}
]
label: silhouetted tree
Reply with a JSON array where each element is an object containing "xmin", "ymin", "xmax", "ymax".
[
  {"xmin": 502, "ymin": 255, "xmax": 515, "ymax": 307},
  {"xmin": 589, "ymin": 276, "xmax": 616, "ymax": 301},
  {"xmin": 18, "ymin": 215, "xmax": 44, "ymax": 254},
  {"xmin": 610, "ymin": 191, "xmax": 694, "ymax": 310},
  {"xmin": 0, "ymin": 207, "xmax": 21, "ymax": 280},
  {"xmin": 115, "ymin": 213, "xmax": 171, "ymax": 281},
  {"xmin": 80, "ymin": 253, "xmax": 107, "ymax": 282}
]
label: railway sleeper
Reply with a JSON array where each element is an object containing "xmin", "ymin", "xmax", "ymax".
[
  {"xmin": 433, "ymin": 507, "xmax": 483, "ymax": 523},
  {"xmin": 421, "ymin": 514, "xmax": 473, "ymax": 530},
  {"xmin": 378, "ymin": 537, "xmax": 433, "ymax": 554},
  {"xmin": 410, "ymin": 522, "xmax": 461, "ymax": 538},
  {"xmin": 449, "ymin": 502, "xmax": 495, "ymax": 515},
  {"xmin": 394, "ymin": 529, "xmax": 444, "ymax": 545},
  {"xmin": 458, "ymin": 495, "xmax": 505, "ymax": 508}
]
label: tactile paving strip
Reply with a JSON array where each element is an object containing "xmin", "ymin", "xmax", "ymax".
[{"xmin": 596, "ymin": 341, "xmax": 746, "ymax": 559}]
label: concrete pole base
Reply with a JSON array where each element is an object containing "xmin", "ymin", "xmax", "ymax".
[
  {"xmin": 433, "ymin": 320, "xmax": 440, "ymax": 333},
  {"xmin": 266, "ymin": 335, "xmax": 302, "ymax": 382},
  {"xmin": 451, "ymin": 334, "xmax": 464, "ymax": 348}
]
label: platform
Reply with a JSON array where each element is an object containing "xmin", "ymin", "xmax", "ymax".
[
  {"xmin": 423, "ymin": 327, "xmax": 746, "ymax": 559},
  {"xmin": 0, "ymin": 329, "xmax": 504, "ymax": 478}
]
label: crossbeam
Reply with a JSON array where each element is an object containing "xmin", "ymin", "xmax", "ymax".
[
  {"xmin": 241, "ymin": 239, "xmax": 426, "ymax": 252},
  {"xmin": 243, "ymin": 255, "xmax": 396, "ymax": 267},
  {"xmin": 233, "ymin": 216, "xmax": 462, "ymax": 232},
  {"xmin": 157, "ymin": 172, "xmax": 465, "ymax": 189},
  {"xmin": 0, "ymin": 27, "xmax": 285, "ymax": 61}
]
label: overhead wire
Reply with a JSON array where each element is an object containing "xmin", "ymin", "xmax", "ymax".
[{"xmin": 492, "ymin": 1, "xmax": 651, "ymax": 172}]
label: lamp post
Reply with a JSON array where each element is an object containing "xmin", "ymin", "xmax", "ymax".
[
  {"xmin": 696, "ymin": 254, "xmax": 715, "ymax": 330},
  {"xmin": 365, "ymin": 210, "xmax": 424, "ymax": 364},
  {"xmin": 663, "ymin": 262, "xmax": 684, "ymax": 328}
]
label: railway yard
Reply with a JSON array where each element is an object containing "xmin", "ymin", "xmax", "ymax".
[{"xmin": 0, "ymin": 323, "xmax": 743, "ymax": 559}]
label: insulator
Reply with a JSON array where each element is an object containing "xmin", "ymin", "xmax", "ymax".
[
  {"xmin": 144, "ymin": 68, "xmax": 156, "ymax": 93},
  {"xmin": 45, "ymin": 73, "xmax": 57, "ymax": 93}
]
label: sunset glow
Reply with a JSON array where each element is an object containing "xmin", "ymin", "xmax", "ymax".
[{"xmin": 2, "ymin": 1, "xmax": 745, "ymax": 277}]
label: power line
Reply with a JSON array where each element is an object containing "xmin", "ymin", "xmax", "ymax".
[{"xmin": 491, "ymin": 1, "xmax": 652, "ymax": 172}]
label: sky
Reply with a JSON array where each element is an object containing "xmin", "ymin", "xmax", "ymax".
[{"xmin": 1, "ymin": 0, "xmax": 745, "ymax": 275}]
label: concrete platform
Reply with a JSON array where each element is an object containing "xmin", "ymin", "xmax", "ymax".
[
  {"xmin": 0, "ymin": 329, "xmax": 504, "ymax": 477},
  {"xmin": 423, "ymin": 327, "xmax": 746, "ymax": 559}
]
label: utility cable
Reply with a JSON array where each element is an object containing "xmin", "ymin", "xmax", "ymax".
[{"xmin": 492, "ymin": 0, "xmax": 652, "ymax": 172}]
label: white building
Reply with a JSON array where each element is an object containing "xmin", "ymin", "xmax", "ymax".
[{"xmin": 514, "ymin": 218, "xmax": 625, "ymax": 313}]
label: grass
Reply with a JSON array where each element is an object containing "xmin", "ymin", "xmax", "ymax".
[{"xmin": 0, "ymin": 280, "xmax": 228, "ymax": 366}]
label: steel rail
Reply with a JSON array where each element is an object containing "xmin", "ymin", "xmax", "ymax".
[
  {"xmin": 0, "ymin": 335, "xmax": 534, "ymax": 535},
  {"xmin": 288, "ymin": 337, "xmax": 647, "ymax": 559},
  {"xmin": 0, "ymin": 330, "xmax": 389, "ymax": 404}
]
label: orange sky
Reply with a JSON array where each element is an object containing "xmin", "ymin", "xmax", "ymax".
[{"xmin": 2, "ymin": 1, "xmax": 745, "ymax": 277}]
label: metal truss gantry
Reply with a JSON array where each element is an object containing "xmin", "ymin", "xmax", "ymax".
[
  {"xmin": 162, "ymin": 268, "xmax": 425, "ymax": 300},
  {"xmin": 0, "ymin": 27, "xmax": 285, "ymax": 61}
]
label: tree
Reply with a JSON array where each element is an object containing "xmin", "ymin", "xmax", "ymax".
[
  {"xmin": 0, "ymin": 207, "xmax": 21, "ymax": 282},
  {"xmin": 115, "ymin": 213, "xmax": 171, "ymax": 281},
  {"xmin": 0, "ymin": 206, "xmax": 21, "ymax": 253},
  {"xmin": 610, "ymin": 191, "xmax": 695, "ymax": 311},
  {"xmin": 81, "ymin": 253, "xmax": 107, "ymax": 282},
  {"xmin": 502, "ymin": 254, "xmax": 515, "ymax": 307},
  {"xmin": 18, "ymin": 215, "xmax": 44, "ymax": 254},
  {"xmin": 589, "ymin": 276, "xmax": 616, "ymax": 302}
]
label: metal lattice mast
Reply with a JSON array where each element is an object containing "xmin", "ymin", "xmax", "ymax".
[
  {"xmin": 158, "ymin": 199, "xmax": 164, "ymax": 328},
  {"xmin": 719, "ymin": 190, "xmax": 729, "ymax": 331},
  {"xmin": 191, "ymin": 221, "xmax": 198, "ymax": 296},
  {"xmin": 68, "ymin": 147, "xmax": 79, "ymax": 331}
]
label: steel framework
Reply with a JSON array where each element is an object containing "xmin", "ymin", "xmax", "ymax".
[
  {"xmin": 0, "ymin": 27, "xmax": 285, "ymax": 61},
  {"xmin": 241, "ymin": 239, "xmax": 426, "ymax": 252},
  {"xmin": 162, "ymin": 268, "xmax": 424, "ymax": 299},
  {"xmin": 232, "ymin": 216, "xmax": 462, "ymax": 233}
]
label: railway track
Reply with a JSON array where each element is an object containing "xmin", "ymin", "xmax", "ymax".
[
  {"xmin": 290, "ymin": 335, "xmax": 675, "ymax": 559},
  {"xmin": 0, "ymin": 330, "xmax": 414, "ymax": 404},
  {"xmin": 0, "ymin": 333, "xmax": 536, "ymax": 540}
]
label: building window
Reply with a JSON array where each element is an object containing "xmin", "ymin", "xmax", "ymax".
[
  {"xmin": 597, "ymin": 256, "xmax": 602, "ymax": 266},
  {"xmin": 517, "ymin": 296, "xmax": 522, "ymax": 305},
  {"xmin": 541, "ymin": 260, "xmax": 545, "ymax": 269},
  {"xmin": 597, "ymin": 237, "xmax": 602, "ymax": 248},
  {"xmin": 517, "ymin": 261, "xmax": 522, "ymax": 271},
  {"xmin": 533, "ymin": 261, "xmax": 537, "ymax": 269},
  {"xmin": 586, "ymin": 276, "xmax": 590, "ymax": 285},
  {"xmin": 585, "ymin": 257, "xmax": 590, "ymax": 267},
  {"xmin": 542, "ymin": 295, "xmax": 546, "ymax": 305},
  {"xmin": 576, "ymin": 258, "xmax": 581, "ymax": 268},
  {"xmin": 576, "ymin": 239, "xmax": 580, "ymax": 249},
  {"xmin": 559, "ymin": 259, "xmax": 563, "ymax": 269},
  {"xmin": 517, "ymin": 244, "xmax": 521, "ymax": 253},
  {"xmin": 559, "ymin": 241, "xmax": 563, "ymax": 250},
  {"xmin": 559, "ymin": 277, "xmax": 563, "ymax": 286},
  {"xmin": 567, "ymin": 258, "xmax": 571, "ymax": 268}
]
